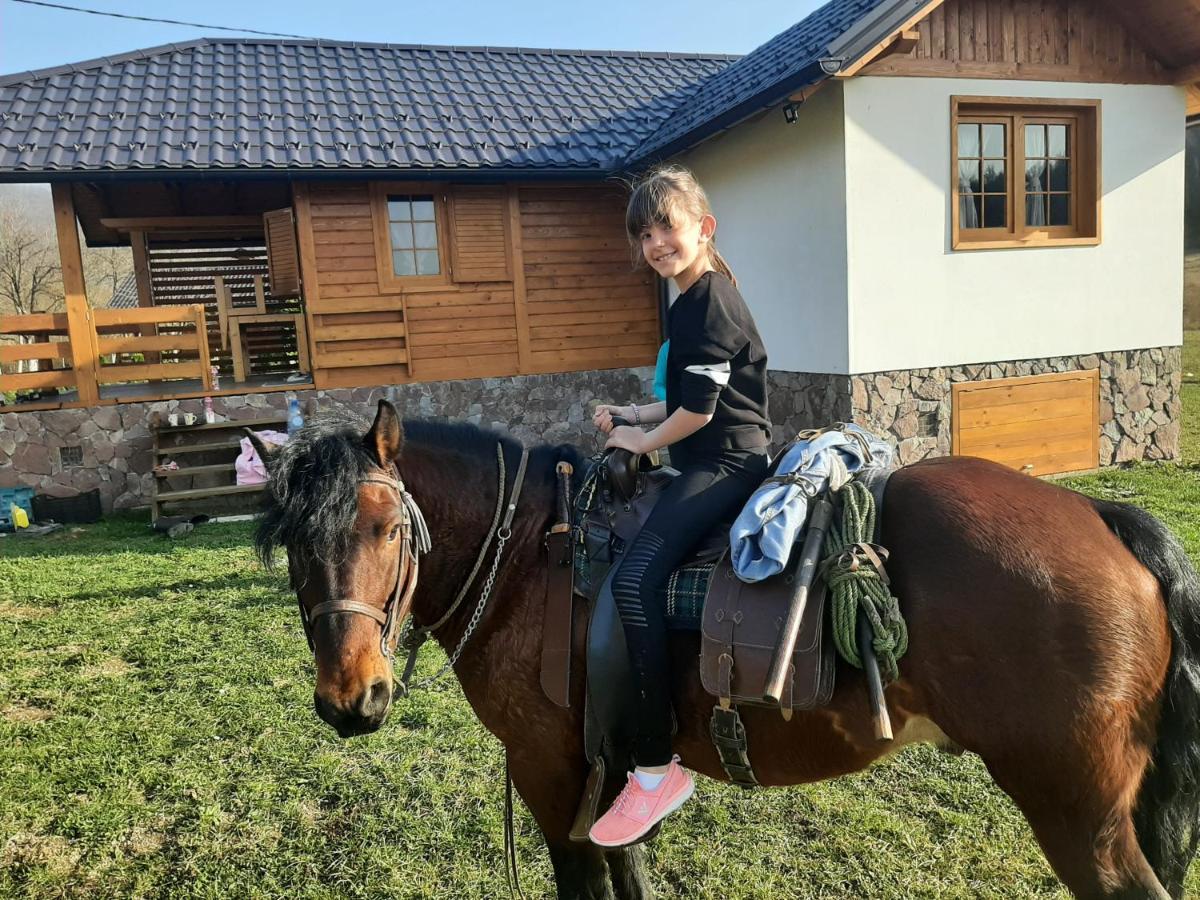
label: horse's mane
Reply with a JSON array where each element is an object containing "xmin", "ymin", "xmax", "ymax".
[{"xmin": 253, "ymin": 412, "xmax": 583, "ymax": 569}]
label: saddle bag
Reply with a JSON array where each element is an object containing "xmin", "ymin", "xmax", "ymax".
[{"xmin": 699, "ymin": 548, "xmax": 835, "ymax": 711}]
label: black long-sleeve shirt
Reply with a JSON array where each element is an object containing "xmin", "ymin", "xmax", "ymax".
[{"xmin": 665, "ymin": 270, "xmax": 771, "ymax": 465}]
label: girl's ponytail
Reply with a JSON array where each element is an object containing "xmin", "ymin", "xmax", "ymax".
[
  {"xmin": 625, "ymin": 164, "xmax": 737, "ymax": 286},
  {"xmin": 708, "ymin": 246, "xmax": 737, "ymax": 288}
]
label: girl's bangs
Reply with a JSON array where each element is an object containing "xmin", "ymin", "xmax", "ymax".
[{"xmin": 625, "ymin": 181, "xmax": 680, "ymax": 238}]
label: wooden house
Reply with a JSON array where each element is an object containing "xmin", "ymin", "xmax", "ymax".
[{"xmin": 0, "ymin": 0, "xmax": 1197, "ymax": 511}]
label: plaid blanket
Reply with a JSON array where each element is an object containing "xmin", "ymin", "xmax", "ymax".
[{"xmin": 660, "ymin": 561, "xmax": 716, "ymax": 631}]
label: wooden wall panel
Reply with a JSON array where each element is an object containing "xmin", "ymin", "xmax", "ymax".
[
  {"xmin": 861, "ymin": 0, "xmax": 1170, "ymax": 83},
  {"xmin": 294, "ymin": 179, "xmax": 660, "ymax": 390},
  {"xmin": 520, "ymin": 186, "xmax": 658, "ymax": 375},
  {"xmin": 303, "ymin": 182, "xmax": 408, "ymax": 389},
  {"xmin": 951, "ymin": 369, "xmax": 1099, "ymax": 475}
]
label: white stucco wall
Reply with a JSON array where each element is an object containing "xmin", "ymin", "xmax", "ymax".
[
  {"xmin": 678, "ymin": 83, "xmax": 850, "ymax": 374},
  {"xmin": 843, "ymin": 76, "xmax": 1186, "ymax": 374}
]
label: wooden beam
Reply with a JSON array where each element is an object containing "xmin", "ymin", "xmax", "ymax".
[
  {"xmin": 837, "ymin": 0, "xmax": 948, "ymax": 78},
  {"xmin": 290, "ymin": 182, "xmax": 322, "ymax": 384},
  {"xmin": 880, "ymin": 29, "xmax": 921, "ymax": 60},
  {"xmin": 51, "ymin": 183, "xmax": 99, "ymax": 405},
  {"xmin": 786, "ymin": 79, "xmax": 829, "ymax": 105},
  {"xmin": 129, "ymin": 229, "xmax": 160, "ymax": 364},
  {"xmin": 506, "ymin": 184, "xmax": 532, "ymax": 374},
  {"xmin": 99, "ymin": 216, "xmax": 262, "ymax": 231}
]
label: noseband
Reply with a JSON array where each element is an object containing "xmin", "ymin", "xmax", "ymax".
[{"xmin": 297, "ymin": 465, "xmax": 432, "ymax": 661}]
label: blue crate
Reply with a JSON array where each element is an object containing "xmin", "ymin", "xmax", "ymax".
[{"xmin": 0, "ymin": 486, "xmax": 35, "ymax": 531}]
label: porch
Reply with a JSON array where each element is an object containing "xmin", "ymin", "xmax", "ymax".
[{"xmin": 0, "ymin": 183, "xmax": 314, "ymax": 412}]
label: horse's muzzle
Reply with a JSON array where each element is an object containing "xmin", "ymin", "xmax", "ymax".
[{"xmin": 313, "ymin": 678, "xmax": 392, "ymax": 737}]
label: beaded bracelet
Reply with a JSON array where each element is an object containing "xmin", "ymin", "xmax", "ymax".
[{"xmin": 631, "ymin": 404, "xmax": 641, "ymax": 425}]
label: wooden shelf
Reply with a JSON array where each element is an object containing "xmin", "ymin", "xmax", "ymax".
[
  {"xmin": 151, "ymin": 417, "xmax": 284, "ymax": 521},
  {"xmin": 156, "ymin": 484, "xmax": 265, "ymax": 502},
  {"xmin": 156, "ymin": 415, "xmax": 285, "ymax": 435},
  {"xmin": 155, "ymin": 463, "xmax": 236, "ymax": 479}
]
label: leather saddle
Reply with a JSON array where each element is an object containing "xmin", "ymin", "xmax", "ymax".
[{"xmin": 566, "ymin": 449, "xmax": 885, "ymax": 833}]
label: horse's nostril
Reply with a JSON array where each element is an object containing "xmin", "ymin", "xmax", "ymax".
[{"xmin": 360, "ymin": 678, "xmax": 391, "ymax": 719}]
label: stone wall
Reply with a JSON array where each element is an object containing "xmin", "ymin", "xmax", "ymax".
[
  {"xmin": 0, "ymin": 346, "xmax": 1183, "ymax": 513},
  {"xmin": 849, "ymin": 347, "xmax": 1181, "ymax": 466},
  {"xmin": 0, "ymin": 368, "xmax": 654, "ymax": 513}
]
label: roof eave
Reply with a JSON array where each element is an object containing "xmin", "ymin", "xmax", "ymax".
[
  {"xmin": 0, "ymin": 165, "xmax": 624, "ymax": 184},
  {"xmin": 623, "ymin": 62, "xmax": 831, "ymax": 170}
]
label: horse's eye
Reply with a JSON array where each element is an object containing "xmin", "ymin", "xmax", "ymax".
[{"xmin": 387, "ymin": 524, "xmax": 401, "ymax": 542}]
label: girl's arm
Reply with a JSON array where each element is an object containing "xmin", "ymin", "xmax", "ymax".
[
  {"xmin": 632, "ymin": 401, "xmax": 666, "ymax": 425},
  {"xmin": 593, "ymin": 401, "xmax": 666, "ymax": 432},
  {"xmin": 606, "ymin": 407, "xmax": 710, "ymax": 455}
]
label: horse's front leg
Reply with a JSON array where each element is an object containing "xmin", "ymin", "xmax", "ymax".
[
  {"xmin": 605, "ymin": 845, "xmax": 653, "ymax": 900},
  {"xmin": 507, "ymin": 749, "xmax": 615, "ymax": 900}
]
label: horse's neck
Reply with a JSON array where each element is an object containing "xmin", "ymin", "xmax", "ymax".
[{"xmin": 403, "ymin": 442, "xmax": 547, "ymax": 665}]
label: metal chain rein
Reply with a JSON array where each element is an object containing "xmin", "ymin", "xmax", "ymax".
[{"xmin": 403, "ymin": 445, "xmax": 529, "ymax": 692}]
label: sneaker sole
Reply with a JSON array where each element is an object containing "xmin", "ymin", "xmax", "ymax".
[{"xmin": 588, "ymin": 779, "xmax": 695, "ymax": 848}]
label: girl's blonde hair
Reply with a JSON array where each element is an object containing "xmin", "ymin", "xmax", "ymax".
[{"xmin": 624, "ymin": 164, "xmax": 737, "ymax": 285}]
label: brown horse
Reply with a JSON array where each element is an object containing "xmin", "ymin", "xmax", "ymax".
[{"xmin": 251, "ymin": 400, "xmax": 1200, "ymax": 900}]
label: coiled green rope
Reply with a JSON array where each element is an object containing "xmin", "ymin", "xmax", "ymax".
[{"xmin": 822, "ymin": 480, "xmax": 908, "ymax": 684}]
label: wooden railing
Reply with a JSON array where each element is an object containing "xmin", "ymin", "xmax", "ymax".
[
  {"xmin": 0, "ymin": 313, "xmax": 76, "ymax": 396},
  {"xmin": 0, "ymin": 304, "xmax": 213, "ymax": 403},
  {"xmin": 93, "ymin": 305, "xmax": 213, "ymax": 390}
]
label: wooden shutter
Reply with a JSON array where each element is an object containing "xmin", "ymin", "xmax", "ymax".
[
  {"xmin": 447, "ymin": 186, "xmax": 512, "ymax": 282},
  {"xmin": 263, "ymin": 208, "xmax": 301, "ymax": 297}
]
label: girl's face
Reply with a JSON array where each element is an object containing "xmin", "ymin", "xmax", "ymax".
[{"xmin": 639, "ymin": 208, "xmax": 716, "ymax": 287}]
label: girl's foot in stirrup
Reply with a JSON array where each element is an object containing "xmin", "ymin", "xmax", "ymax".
[{"xmin": 588, "ymin": 755, "xmax": 694, "ymax": 847}]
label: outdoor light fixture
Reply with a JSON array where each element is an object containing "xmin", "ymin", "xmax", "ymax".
[{"xmin": 783, "ymin": 103, "xmax": 799, "ymax": 124}]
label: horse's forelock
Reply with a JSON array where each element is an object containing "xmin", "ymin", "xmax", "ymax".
[{"xmin": 254, "ymin": 413, "xmax": 374, "ymax": 569}]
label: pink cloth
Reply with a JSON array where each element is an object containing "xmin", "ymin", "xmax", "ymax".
[{"xmin": 236, "ymin": 430, "xmax": 289, "ymax": 486}]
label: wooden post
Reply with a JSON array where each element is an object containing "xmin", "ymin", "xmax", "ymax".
[
  {"xmin": 51, "ymin": 183, "xmax": 99, "ymax": 404},
  {"xmin": 290, "ymin": 182, "xmax": 322, "ymax": 388},
  {"xmin": 130, "ymin": 229, "xmax": 160, "ymax": 365},
  {"xmin": 506, "ymin": 184, "xmax": 532, "ymax": 373}
]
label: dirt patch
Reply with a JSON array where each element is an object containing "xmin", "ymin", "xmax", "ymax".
[
  {"xmin": 80, "ymin": 658, "xmax": 136, "ymax": 679},
  {"xmin": 0, "ymin": 833, "xmax": 81, "ymax": 877},
  {"xmin": 2, "ymin": 702, "xmax": 53, "ymax": 723},
  {"xmin": 0, "ymin": 601, "xmax": 54, "ymax": 620},
  {"xmin": 123, "ymin": 826, "xmax": 166, "ymax": 857}
]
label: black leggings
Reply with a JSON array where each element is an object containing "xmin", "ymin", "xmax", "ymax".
[{"xmin": 611, "ymin": 447, "xmax": 769, "ymax": 766}]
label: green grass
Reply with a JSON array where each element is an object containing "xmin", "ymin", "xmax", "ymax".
[{"xmin": 2, "ymin": 343, "xmax": 1200, "ymax": 898}]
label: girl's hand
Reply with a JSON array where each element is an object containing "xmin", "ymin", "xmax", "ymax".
[
  {"xmin": 605, "ymin": 425, "xmax": 649, "ymax": 455},
  {"xmin": 592, "ymin": 404, "xmax": 629, "ymax": 434}
]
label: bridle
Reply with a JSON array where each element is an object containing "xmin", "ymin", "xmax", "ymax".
[
  {"xmin": 296, "ymin": 464, "xmax": 432, "ymax": 661},
  {"xmin": 295, "ymin": 442, "xmax": 528, "ymax": 683}
]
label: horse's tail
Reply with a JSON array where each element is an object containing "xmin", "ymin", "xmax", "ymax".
[{"xmin": 1091, "ymin": 497, "xmax": 1200, "ymax": 897}]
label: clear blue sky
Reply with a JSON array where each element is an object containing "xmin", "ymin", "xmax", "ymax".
[{"xmin": 0, "ymin": 0, "xmax": 824, "ymax": 76}]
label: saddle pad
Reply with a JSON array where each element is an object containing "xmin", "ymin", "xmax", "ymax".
[
  {"xmin": 699, "ymin": 549, "xmax": 835, "ymax": 710},
  {"xmin": 660, "ymin": 562, "xmax": 717, "ymax": 631}
]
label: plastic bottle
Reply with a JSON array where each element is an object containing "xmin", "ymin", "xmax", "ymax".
[
  {"xmin": 287, "ymin": 392, "xmax": 304, "ymax": 434},
  {"xmin": 204, "ymin": 396, "xmax": 216, "ymax": 424}
]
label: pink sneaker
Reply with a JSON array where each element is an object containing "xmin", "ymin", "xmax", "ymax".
[{"xmin": 588, "ymin": 755, "xmax": 695, "ymax": 847}]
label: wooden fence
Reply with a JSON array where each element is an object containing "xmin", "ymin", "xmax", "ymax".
[{"xmin": 0, "ymin": 304, "xmax": 213, "ymax": 403}]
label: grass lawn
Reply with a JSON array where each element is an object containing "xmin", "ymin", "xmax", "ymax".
[{"xmin": 2, "ymin": 344, "xmax": 1199, "ymax": 898}]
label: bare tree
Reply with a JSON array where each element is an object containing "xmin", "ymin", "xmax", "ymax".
[
  {"xmin": 0, "ymin": 204, "xmax": 63, "ymax": 319},
  {"xmin": 83, "ymin": 245, "xmax": 133, "ymax": 308}
]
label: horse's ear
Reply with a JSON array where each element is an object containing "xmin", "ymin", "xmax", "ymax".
[
  {"xmin": 243, "ymin": 428, "xmax": 278, "ymax": 473},
  {"xmin": 365, "ymin": 399, "xmax": 405, "ymax": 466}
]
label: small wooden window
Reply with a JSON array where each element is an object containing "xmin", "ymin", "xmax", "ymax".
[
  {"xmin": 951, "ymin": 97, "xmax": 1100, "ymax": 250},
  {"xmin": 369, "ymin": 182, "xmax": 451, "ymax": 293}
]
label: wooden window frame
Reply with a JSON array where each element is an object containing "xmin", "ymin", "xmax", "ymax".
[
  {"xmin": 951, "ymin": 97, "xmax": 1101, "ymax": 251},
  {"xmin": 369, "ymin": 181, "xmax": 452, "ymax": 294}
]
